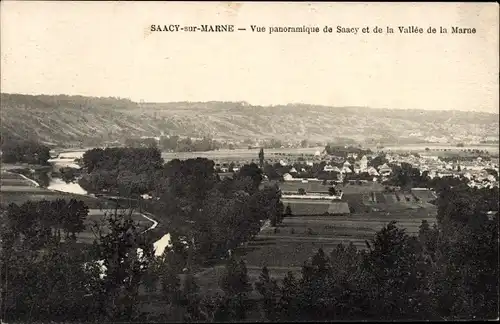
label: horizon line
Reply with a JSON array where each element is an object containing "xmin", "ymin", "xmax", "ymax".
[{"xmin": 1, "ymin": 91, "xmax": 499, "ymax": 115}]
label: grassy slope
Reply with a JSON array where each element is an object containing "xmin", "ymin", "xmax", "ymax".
[{"xmin": 1, "ymin": 93, "xmax": 498, "ymax": 146}]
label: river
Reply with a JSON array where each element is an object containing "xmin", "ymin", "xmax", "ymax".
[{"xmin": 46, "ymin": 156, "xmax": 171, "ymax": 257}]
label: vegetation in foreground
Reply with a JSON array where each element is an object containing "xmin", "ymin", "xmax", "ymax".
[
  {"xmin": 1, "ymin": 183, "xmax": 497, "ymax": 322},
  {"xmin": 0, "ymin": 145, "xmax": 497, "ymax": 322}
]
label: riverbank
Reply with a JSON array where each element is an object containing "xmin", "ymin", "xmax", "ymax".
[{"xmin": 1, "ymin": 164, "xmax": 171, "ymax": 255}]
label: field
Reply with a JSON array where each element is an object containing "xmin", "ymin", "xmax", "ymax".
[
  {"xmin": 0, "ymin": 170, "xmax": 154, "ymax": 243},
  {"xmin": 269, "ymin": 180, "xmax": 385, "ymax": 196},
  {"xmin": 228, "ymin": 187, "xmax": 438, "ymax": 286},
  {"xmin": 162, "ymin": 147, "xmax": 324, "ymax": 160},
  {"xmin": 380, "ymin": 144, "xmax": 499, "ymax": 154}
]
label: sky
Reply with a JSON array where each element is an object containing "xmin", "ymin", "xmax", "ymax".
[{"xmin": 1, "ymin": 1, "xmax": 499, "ymax": 113}]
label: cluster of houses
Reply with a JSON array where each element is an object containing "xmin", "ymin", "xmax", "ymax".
[
  {"xmin": 282, "ymin": 154, "xmax": 393, "ymax": 182},
  {"xmin": 275, "ymin": 151, "xmax": 499, "ymax": 190},
  {"xmin": 213, "ymin": 147, "xmax": 499, "ymax": 191},
  {"xmin": 387, "ymin": 153, "xmax": 499, "ymax": 189}
]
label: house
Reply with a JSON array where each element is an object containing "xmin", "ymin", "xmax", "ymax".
[
  {"xmin": 289, "ymin": 167, "xmax": 298, "ymax": 174},
  {"xmin": 283, "ymin": 173, "xmax": 294, "ymax": 181},
  {"xmin": 378, "ymin": 163, "xmax": 392, "ymax": 176},
  {"xmin": 367, "ymin": 166, "xmax": 379, "ymax": 176},
  {"xmin": 341, "ymin": 166, "xmax": 352, "ymax": 174},
  {"xmin": 359, "ymin": 155, "xmax": 368, "ymax": 170},
  {"xmin": 323, "ymin": 165, "xmax": 336, "ymax": 172},
  {"xmin": 332, "ymin": 166, "xmax": 342, "ymax": 173}
]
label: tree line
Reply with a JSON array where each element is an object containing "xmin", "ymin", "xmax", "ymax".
[
  {"xmin": 80, "ymin": 147, "xmax": 284, "ymax": 268},
  {"xmin": 0, "ymin": 139, "xmax": 51, "ymax": 165},
  {"xmin": 0, "ymin": 161, "xmax": 497, "ymax": 322},
  {"xmin": 125, "ymin": 136, "xmax": 227, "ymax": 152},
  {"xmin": 187, "ymin": 184, "xmax": 498, "ymax": 321}
]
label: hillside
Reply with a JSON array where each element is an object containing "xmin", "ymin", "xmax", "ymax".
[{"xmin": 1, "ymin": 93, "xmax": 498, "ymax": 146}]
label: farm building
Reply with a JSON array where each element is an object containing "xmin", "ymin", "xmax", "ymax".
[
  {"xmin": 378, "ymin": 163, "xmax": 392, "ymax": 176},
  {"xmin": 218, "ymin": 172, "xmax": 234, "ymax": 180}
]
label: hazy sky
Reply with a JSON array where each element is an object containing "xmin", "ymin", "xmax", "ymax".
[{"xmin": 1, "ymin": 1, "xmax": 498, "ymax": 113}]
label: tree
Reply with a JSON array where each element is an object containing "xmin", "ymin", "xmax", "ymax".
[
  {"xmin": 278, "ymin": 271, "xmax": 299, "ymax": 320},
  {"xmin": 255, "ymin": 266, "xmax": 280, "ymax": 320},
  {"xmin": 298, "ymin": 188, "xmax": 306, "ymax": 195},
  {"xmin": 237, "ymin": 163, "xmax": 263, "ymax": 193},
  {"xmin": 60, "ymin": 167, "xmax": 78, "ymax": 183},
  {"xmin": 62, "ymin": 199, "xmax": 88, "ymax": 240},
  {"xmin": 259, "ymin": 148, "xmax": 265, "ymax": 168},
  {"xmin": 179, "ymin": 274, "xmax": 203, "ymax": 321},
  {"xmin": 1, "ymin": 140, "xmax": 50, "ymax": 165},
  {"xmin": 362, "ymin": 221, "xmax": 426, "ymax": 320},
  {"xmin": 368, "ymin": 155, "xmax": 388, "ymax": 169},
  {"xmin": 219, "ymin": 257, "xmax": 252, "ymax": 320},
  {"xmin": 91, "ymin": 211, "xmax": 156, "ymax": 321}
]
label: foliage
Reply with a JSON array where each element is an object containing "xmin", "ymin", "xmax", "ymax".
[
  {"xmin": 4, "ymin": 199, "xmax": 88, "ymax": 246},
  {"xmin": 325, "ymin": 145, "xmax": 372, "ymax": 157},
  {"xmin": 59, "ymin": 166, "xmax": 79, "ymax": 183},
  {"xmin": 79, "ymin": 147, "xmax": 164, "ymax": 196},
  {"xmin": 1, "ymin": 139, "xmax": 50, "ymax": 165},
  {"xmin": 159, "ymin": 135, "xmax": 222, "ymax": 152},
  {"xmin": 250, "ymin": 187, "xmax": 499, "ymax": 321},
  {"xmin": 217, "ymin": 257, "xmax": 252, "ymax": 321},
  {"xmin": 368, "ymin": 154, "xmax": 388, "ymax": 168}
]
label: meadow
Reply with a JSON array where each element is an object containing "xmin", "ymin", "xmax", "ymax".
[
  {"xmin": 233, "ymin": 185, "xmax": 438, "ymax": 283},
  {"xmin": 0, "ymin": 171, "xmax": 154, "ymax": 243}
]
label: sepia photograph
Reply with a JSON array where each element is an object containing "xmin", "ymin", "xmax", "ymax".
[{"xmin": 0, "ymin": 1, "xmax": 499, "ymax": 322}]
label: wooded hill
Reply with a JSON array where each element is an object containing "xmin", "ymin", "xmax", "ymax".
[{"xmin": 1, "ymin": 93, "xmax": 497, "ymax": 146}]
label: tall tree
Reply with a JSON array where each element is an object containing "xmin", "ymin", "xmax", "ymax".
[
  {"xmin": 219, "ymin": 257, "xmax": 252, "ymax": 320},
  {"xmin": 258, "ymin": 148, "xmax": 265, "ymax": 169},
  {"xmin": 255, "ymin": 266, "xmax": 280, "ymax": 321}
]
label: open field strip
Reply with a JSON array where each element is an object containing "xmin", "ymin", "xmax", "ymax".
[
  {"xmin": 254, "ymin": 235, "xmax": 373, "ymax": 243},
  {"xmin": 16, "ymin": 173, "xmax": 41, "ymax": 187},
  {"xmin": 1, "ymin": 178, "xmax": 40, "ymax": 186},
  {"xmin": 0, "ymin": 170, "xmax": 157, "ymax": 236},
  {"xmin": 281, "ymin": 218, "xmax": 435, "ymax": 227},
  {"xmin": 0, "ymin": 185, "xmax": 46, "ymax": 192}
]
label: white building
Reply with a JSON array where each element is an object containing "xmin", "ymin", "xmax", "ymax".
[
  {"xmin": 367, "ymin": 166, "xmax": 379, "ymax": 176},
  {"xmin": 378, "ymin": 163, "xmax": 392, "ymax": 176}
]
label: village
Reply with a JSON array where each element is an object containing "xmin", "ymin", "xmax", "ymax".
[{"xmin": 213, "ymin": 147, "xmax": 500, "ymax": 191}]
